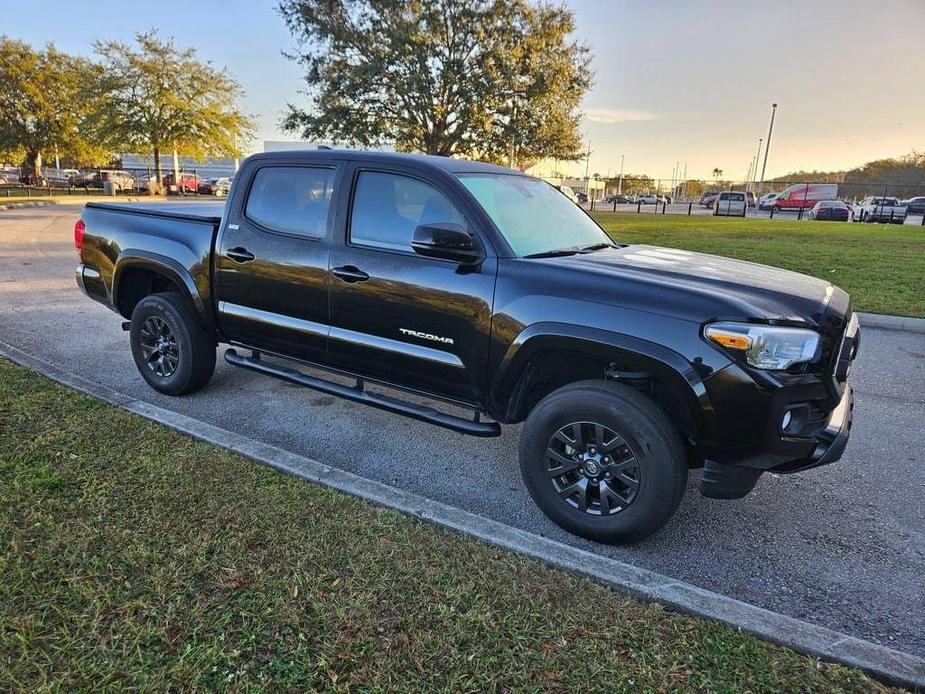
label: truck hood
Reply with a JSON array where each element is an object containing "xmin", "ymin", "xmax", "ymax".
[{"xmin": 565, "ymin": 245, "xmax": 839, "ymax": 325}]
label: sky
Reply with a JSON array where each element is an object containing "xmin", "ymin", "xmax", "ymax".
[{"xmin": 4, "ymin": 0, "xmax": 924, "ymax": 180}]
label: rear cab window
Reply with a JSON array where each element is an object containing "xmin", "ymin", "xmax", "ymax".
[{"xmin": 244, "ymin": 166, "xmax": 335, "ymax": 238}]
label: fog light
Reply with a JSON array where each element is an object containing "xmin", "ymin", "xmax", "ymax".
[{"xmin": 781, "ymin": 410, "xmax": 793, "ymax": 431}]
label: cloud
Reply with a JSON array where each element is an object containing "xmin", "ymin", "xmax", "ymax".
[{"xmin": 583, "ymin": 107, "xmax": 659, "ymax": 124}]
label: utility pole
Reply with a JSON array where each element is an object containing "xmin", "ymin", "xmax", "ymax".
[
  {"xmin": 757, "ymin": 103, "xmax": 777, "ymax": 195},
  {"xmin": 584, "ymin": 139, "xmax": 591, "ymax": 200},
  {"xmin": 172, "ymin": 146, "xmax": 181, "ymax": 195},
  {"xmin": 618, "ymin": 154, "xmax": 625, "ymax": 194},
  {"xmin": 751, "ymin": 138, "xmax": 763, "ymax": 192}
]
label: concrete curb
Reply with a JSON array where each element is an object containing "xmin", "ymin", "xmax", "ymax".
[
  {"xmin": 858, "ymin": 312, "xmax": 925, "ymax": 335},
  {"xmin": 1, "ymin": 340, "xmax": 923, "ymax": 690},
  {"xmin": 0, "ymin": 200, "xmax": 58, "ymax": 210}
]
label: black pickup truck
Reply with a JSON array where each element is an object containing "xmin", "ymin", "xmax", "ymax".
[{"xmin": 75, "ymin": 150, "xmax": 859, "ymax": 542}]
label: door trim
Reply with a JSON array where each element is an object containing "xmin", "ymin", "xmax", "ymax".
[
  {"xmin": 218, "ymin": 301, "xmax": 329, "ymax": 340},
  {"xmin": 329, "ymin": 326, "xmax": 464, "ymax": 369}
]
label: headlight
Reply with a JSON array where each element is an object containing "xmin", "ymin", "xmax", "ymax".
[{"xmin": 704, "ymin": 322, "xmax": 820, "ymax": 370}]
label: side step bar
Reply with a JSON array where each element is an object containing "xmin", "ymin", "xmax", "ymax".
[{"xmin": 224, "ymin": 348, "xmax": 501, "ymax": 437}]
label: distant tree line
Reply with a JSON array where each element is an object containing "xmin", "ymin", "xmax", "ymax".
[
  {"xmin": 771, "ymin": 152, "xmax": 925, "ymax": 186},
  {"xmin": 0, "ymin": 32, "xmax": 254, "ymax": 187}
]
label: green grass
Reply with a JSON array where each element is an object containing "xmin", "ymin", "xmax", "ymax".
[
  {"xmin": 0, "ymin": 359, "xmax": 900, "ymax": 692},
  {"xmin": 593, "ymin": 212, "xmax": 925, "ymax": 317}
]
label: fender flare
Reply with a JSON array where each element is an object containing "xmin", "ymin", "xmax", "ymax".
[
  {"xmin": 489, "ymin": 322, "xmax": 717, "ymax": 437},
  {"xmin": 113, "ymin": 250, "xmax": 214, "ymax": 331}
]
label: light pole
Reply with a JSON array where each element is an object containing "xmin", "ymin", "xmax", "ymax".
[
  {"xmin": 617, "ymin": 154, "xmax": 625, "ymax": 194},
  {"xmin": 751, "ymin": 137, "xmax": 762, "ymax": 192},
  {"xmin": 583, "ymin": 140, "xmax": 591, "ymax": 200},
  {"xmin": 757, "ymin": 103, "xmax": 777, "ymax": 195}
]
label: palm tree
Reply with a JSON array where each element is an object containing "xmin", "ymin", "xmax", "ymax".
[{"xmin": 712, "ymin": 167, "xmax": 723, "ymax": 181}]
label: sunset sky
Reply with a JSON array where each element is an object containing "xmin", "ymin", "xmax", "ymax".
[{"xmin": 6, "ymin": 0, "xmax": 924, "ymax": 180}]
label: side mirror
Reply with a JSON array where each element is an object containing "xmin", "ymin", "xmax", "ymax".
[{"xmin": 412, "ymin": 223, "xmax": 483, "ymax": 264}]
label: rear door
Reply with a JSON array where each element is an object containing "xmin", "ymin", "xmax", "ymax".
[
  {"xmin": 326, "ymin": 163, "xmax": 497, "ymax": 404},
  {"xmin": 215, "ymin": 161, "xmax": 341, "ymax": 362}
]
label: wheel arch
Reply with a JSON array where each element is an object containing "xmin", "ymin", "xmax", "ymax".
[
  {"xmin": 113, "ymin": 251, "xmax": 214, "ymax": 332},
  {"xmin": 489, "ymin": 322, "xmax": 715, "ymax": 442}
]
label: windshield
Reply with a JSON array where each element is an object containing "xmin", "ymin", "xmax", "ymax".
[{"xmin": 457, "ymin": 174, "xmax": 612, "ymax": 257}]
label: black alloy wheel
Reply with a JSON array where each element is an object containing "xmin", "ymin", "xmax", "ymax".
[
  {"xmin": 546, "ymin": 421, "xmax": 641, "ymax": 516},
  {"xmin": 138, "ymin": 315, "xmax": 180, "ymax": 377}
]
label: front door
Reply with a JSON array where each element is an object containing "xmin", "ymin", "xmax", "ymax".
[
  {"xmin": 215, "ymin": 163, "xmax": 339, "ymax": 362},
  {"xmin": 327, "ymin": 166, "xmax": 496, "ymax": 404}
]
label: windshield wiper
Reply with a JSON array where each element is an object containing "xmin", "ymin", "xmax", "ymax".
[
  {"xmin": 577, "ymin": 242, "xmax": 615, "ymax": 253},
  {"xmin": 523, "ymin": 247, "xmax": 581, "ymax": 259}
]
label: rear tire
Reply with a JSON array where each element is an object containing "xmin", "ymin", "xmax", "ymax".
[
  {"xmin": 130, "ymin": 292, "xmax": 216, "ymax": 395},
  {"xmin": 519, "ymin": 380, "xmax": 687, "ymax": 544}
]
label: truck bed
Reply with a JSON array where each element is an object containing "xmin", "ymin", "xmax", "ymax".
[{"xmin": 84, "ymin": 201, "xmax": 225, "ymax": 224}]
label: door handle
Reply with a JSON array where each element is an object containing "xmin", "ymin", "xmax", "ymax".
[
  {"xmin": 332, "ymin": 265, "xmax": 369, "ymax": 283},
  {"xmin": 227, "ymin": 247, "xmax": 255, "ymax": 263}
]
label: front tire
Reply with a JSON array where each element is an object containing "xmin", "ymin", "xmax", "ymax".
[
  {"xmin": 130, "ymin": 292, "xmax": 216, "ymax": 395},
  {"xmin": 519, "ymin": 380, "xmax": 687, "ymax": 543}
]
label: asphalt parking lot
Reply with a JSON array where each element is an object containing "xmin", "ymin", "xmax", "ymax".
[
  {"xmin": 2, "ymin": 205, "xmax": 923, "ymax": 659},
  {"xmin": 588, "ymin": 200, "xmax": 925, "ymax": 223}
]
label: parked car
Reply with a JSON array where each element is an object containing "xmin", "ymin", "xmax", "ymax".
[
  {"xmin": 74, "ymin": 150, "xmax": 859, "ymax": 544},
  {"xmin": 605, "ymin": 194, "xmax": 632, "ymax": 204},
  {"xmin": 557, "ymin": 185, "xmax": 579, "ymax": 204},
  {"xmin": 900, "ymin": 196, "xmax": 925, "ymax": 215},
  {"xmin": 713, "ymin": 191, "xmax": 747, "ymax": 217},
  {"xmin": 809, "ymin": 200, "xmax": 851, "ymax": 222},
  {"xmin": 198, "ymin": 177, "xmax": 233, "ymax": 197},
  {"xmin": 638, "ymin": 194, "xmax": 662, "ymax": 204},
  {"xmin": 163, "ymin": 172, "xmax": 203, "ymax": 193},
  {"xmin": 699, "ymin": 191, "xmax": 719, "ymax": 207},
  {"xmin": 0, "ymin": 166, "xmax": 21, "ymax": 186},
  {"xmin": 853, "ymin": 197, "xmax": 907, "ymax": 224},
  {"xmin": 773, "ymin": 183, "xmax": 838, "ymax": 210},
  {"xmin": 78, "ymin": 170, "xmax": 136, "ymax": 192},
  {"xmin": 42, "ymin": 168, "xmax": 81, "ymax": 188},
  {"xmin": 575, "ymin": 191, "xmax": 588, "ymax": 203},
  {"xmin": 758, "ymin": 192, "xmax": 779, "ymax": 210}
]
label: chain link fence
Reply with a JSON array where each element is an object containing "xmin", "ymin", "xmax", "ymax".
[
  {"xmin": 581, "ymin": 176, "xmax": 925, "ymax": 225},
  {"xmin": 0, "ymin": 164, "xmax": 234, "ymax": 198}
]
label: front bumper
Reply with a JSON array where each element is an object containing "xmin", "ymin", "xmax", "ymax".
[
  {"xmin": 700, "ymin": 384, "xmax": 854, "ymax": 499},
  {"xmin": 699, "ymin": 312, "xmax": 859, "ymax": 499}
]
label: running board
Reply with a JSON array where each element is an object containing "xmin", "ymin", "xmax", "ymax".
[{"xmin": 224, "ymin": 349, "xmax": 501, "ymax": 437}]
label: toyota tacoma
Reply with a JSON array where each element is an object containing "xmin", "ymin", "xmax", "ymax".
[{"xmin": 74, "ymin": 150, "xmax": 858, "ymax": 542}]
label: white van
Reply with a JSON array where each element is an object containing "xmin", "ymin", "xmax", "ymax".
[{"xmin": 713, "ymin": 191, "xmax": 747, "ymax": 217}]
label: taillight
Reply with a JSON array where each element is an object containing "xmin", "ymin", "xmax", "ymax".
[{"xmin": 74, "ymin": 219, "xmax": 85, "ymax": 252}]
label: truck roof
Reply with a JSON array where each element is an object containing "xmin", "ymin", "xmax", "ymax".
[{"xmin": 245, "ymin": 149, "xmax": 522, "ymax": 176}]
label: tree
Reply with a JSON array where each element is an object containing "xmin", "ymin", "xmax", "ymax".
[
  {"xmin": 278, "ymin": 0, "xmax": 592, "ymax": 163},
  {"xmin": 91, "ymin": 31, "xmax": 254, "ymax": 184},
  {"xmin": 711, "ymin": 167, "xmax": 723, "ymax": 181},
  {"xmin": 0, "ymin": 37, "xmax": 103, "ymax": 178}
]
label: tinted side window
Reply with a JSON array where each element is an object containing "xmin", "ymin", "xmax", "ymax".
[
  {"xmin": 245, "ymin": 166, "xmax": 335, "ymax": 238},
  {"xmin": 350, "ymin": 171, "xmax": 466, "ymax": 252}
]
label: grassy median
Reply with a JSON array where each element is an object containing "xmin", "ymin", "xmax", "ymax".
[
  {"xmin": 593, "ymin": 212, "xmax": 925, "ymax": 318},
  {"xmin": 0, "ymin": 359, "xmax": 899, "ymax": 692}
]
